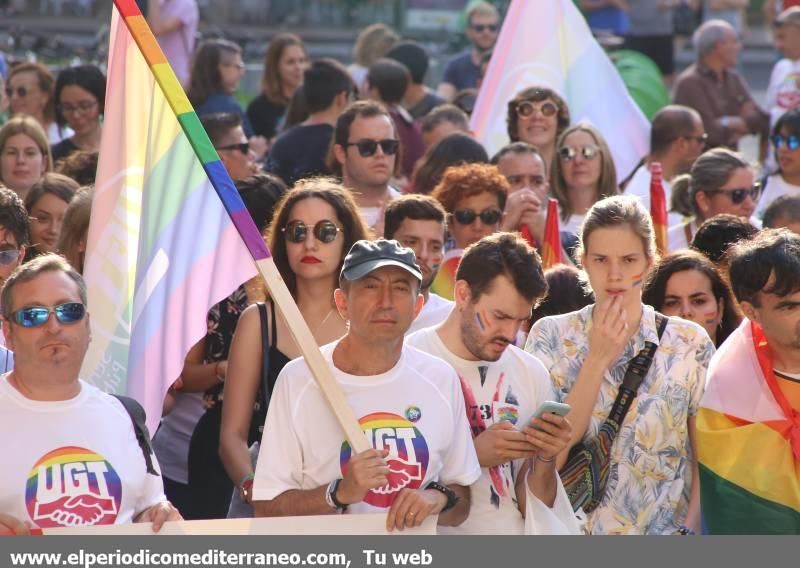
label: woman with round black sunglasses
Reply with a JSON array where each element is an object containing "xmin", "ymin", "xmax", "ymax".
[
  {"xmin": 758, "ymin": 108, "xmax": 800, "ymax": 220},
  {"xmin": 220, "ymin": 179, "xmax": 370, "ymax": 515}
]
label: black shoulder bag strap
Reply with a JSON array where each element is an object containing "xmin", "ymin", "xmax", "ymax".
[
  {"xmin": 256, "ymin": 302, "xmax": 272, "ymax": 417},
  {"xmin": 111, "ymin": 394, "xmax": 158, "ymax": 476}
]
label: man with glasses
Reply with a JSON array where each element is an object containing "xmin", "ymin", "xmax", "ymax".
[
  {"xmin": 622, "ymin": 105, "xmax": 706, "ymax": 225},
  {"xmin": 200, "ymin": 112, "xmax": 258, "ymax": 182},
  {"xmin": 437, "ymin": 2, "xmax": 500, "ymax": 102},
  {"xmin": 332, "ymin": 101, "xmax": 402, "ymax": 236},
  {"xmin": 0, "ymin": 254, "xmax": 181, "ymax": 535},
  {"xmin": 268, "ymin": 59, "xmax": 354, "ymax": 187}
]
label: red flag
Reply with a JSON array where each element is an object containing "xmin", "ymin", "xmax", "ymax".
[
  {"xmin": 650, "ymin": 162, "xmax": 668, "ymax": 255},
  {"xmin": 541, "ymin": 198, "xmax": 562, "ymax": 269}
]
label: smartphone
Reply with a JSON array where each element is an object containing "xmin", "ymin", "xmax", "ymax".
[{"xmin": 521, "ymin": 401, "xmax": 571, "ymax": 430}]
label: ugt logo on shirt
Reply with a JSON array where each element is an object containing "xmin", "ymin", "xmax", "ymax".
[
  {"xmin": 26, "ymin": 446, "xmax": 122, "ymax": 527},
  {"xmin": 340, "ymin": 412, "xmax": 429, "ymax": 508}
]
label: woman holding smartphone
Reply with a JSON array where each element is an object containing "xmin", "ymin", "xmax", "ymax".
[{"xmin": 525, "ymin": 195, "xmax": 714, "ymax": 534}]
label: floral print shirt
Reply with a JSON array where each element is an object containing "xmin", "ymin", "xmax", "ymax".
[{"xmin": 525, "ymin": 304, "xmax": 714, "ymax": 534}]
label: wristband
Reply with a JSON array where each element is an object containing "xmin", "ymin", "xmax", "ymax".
[
  {"xmin": 424, "ymin": 481, "xmax": 459, "ymax": 513},
  {"xmin": 326, "ymin": 478, "xmax": 348, "ymax": 512}
]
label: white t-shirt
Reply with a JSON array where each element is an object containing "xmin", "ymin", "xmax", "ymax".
[
  {"xmin": 0, "ymin": 376, "xmax": 165, "ymax": 529},
  {"xmin": 252, "ymin": 341, "xmax": 481, "ymax": 513},
  {"xmin": 359, "ymin": 187, "xmax": 403, "ymax": 231},
  {"xmin": 756, "ymin": 173, "xmax": 800, "ymax": 221},
  {"xmin": 406, "ymin": 327, "xmax": 578, "ymax": 535},
  {"xmin": 406, "ymin": 292, "xmax": 453, "ymax": 335},
  {"xmin": 152, "ymin": 391, "xmax": 206, "ymax": 484}
]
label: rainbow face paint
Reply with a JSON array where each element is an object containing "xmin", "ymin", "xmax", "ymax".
[
  {"xmin": 631, "ymin": 271, "xmax": 645, "ymax": 287},
  {"xmin": 703, "ymin": 310, "xmax": 717, "ymax": 326},
  {"xmin": 476, "ymin": 312, "xmax": 486, "ymax": 331}
]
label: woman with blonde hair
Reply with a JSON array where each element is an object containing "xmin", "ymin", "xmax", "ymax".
[
  {"xmin": 0, "ymin": 115, "xmax": 53, "ymax": 199},
  {"xmin": 56, "ymin": 185, "xmax": 93, "ymax": 273},
  {"xmin": 6, "ymin": 62, "xmax": 71, "ymax": 143},
  {"xmin": 347, "ymin": 23, "xmax": 400, "ymax": 93},
  {"xmin": 550, "ymin": 123, "xmax": 619, "ymax": 236}
]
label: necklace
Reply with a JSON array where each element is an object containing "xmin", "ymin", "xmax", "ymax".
[{"xmin": 311, "ymin": 307, "xmax": 336, "ymax": 336}]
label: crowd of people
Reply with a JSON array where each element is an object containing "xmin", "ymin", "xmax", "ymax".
[{"xmin": 1, "ymin": 0, "xmax": 799, "ymax": 536}]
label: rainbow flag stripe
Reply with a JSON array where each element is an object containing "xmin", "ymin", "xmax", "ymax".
[
  {"xmin": 541, "ymin": 198, "xmax": 562, "ymax": 270},
  {"xmin": 649, "ymin": 166, "xmax": 668, "ymax": 255},
  {"xmin": 697, "ymin": 320, "xmax": 800, "ymax": 534},
  {"xmin": 81, "ymin": 0, "xmax": 261, "ymax": 431},
  {"xmin": 430, "ymin": 249, "xmax": 462, "ymax": 301}
]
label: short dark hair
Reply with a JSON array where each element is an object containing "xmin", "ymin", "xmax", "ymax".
[
  {"xmin": 54, "ymin": 150, "xmax": 98, "ymax": 186},
  {"xmin": 200, "ymin": 112, "xmax": 242, "ymax": 147},
  {"xmin": 490, "ymin": 141, "xmax": 546, "ymax": 175},
  {"xmin": 650, "ymin": 105, "xmax": 699, "ymax": 155},
  {"xmin": 366, "ymin": 58, "xmax": 410, "ymax": 105},
  {"xmin": 333, "ymin": 100, "xmax": 392, "ymax": 152},
  {"xmin": 420, "ymin": 104, "xmax": 470, "ymax": 135},
  {"xmin": 385, "ymin": 41, "xmax": 429, "ymax": 85},
  {"xmin": 0, "ymin": 186, "xmax": 31, "ymax": 247},
  {"xmin": 763, "ymin": 194, "xmax": 800, "ymax": 229},
  {"xmin": 691, "ymin": 213, "xmax": 759, "ymax": 264},
  {"xmin": 54, "ymin": 65, "xmax": 106, "ymax": 127},
  {"xmin": 414, "ymin": 133, "xmax": 489, "ymax": 195},
  {"xmin": 773, "ymin": 107, "xmax": 800, "ymax": 139},
  {"xmin": 456, "ymin": 232, "xmax": 547, "ymax": 303},
  {"xmin": 642, "ymin": 249, "xmax": 741, "ymax": 347},
  {"xmin": 529, "ymin": 265, "xmax": 593, "ymax": 328},
  {"xmin": 384, "ymin": 194, "xmax": 447, "ymax": 240},
  {"xmin": 235, "ymin": 173, "xmax": 288, "ymax": 234},
  {"xmin": 727, "ymin": 228, "xmax": 800, "ymax": 306},
  {"xmin": 304, "ymin": 58, "xmax": 354, "ymax": 114}
]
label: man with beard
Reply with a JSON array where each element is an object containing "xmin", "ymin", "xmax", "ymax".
[
  {"xmin": 406, "ymin": 233, "xmax": 580, "ymax": 534},
  {"xmin": 384, "ymin": 195, "xmax": 453, "ymax": 334}
]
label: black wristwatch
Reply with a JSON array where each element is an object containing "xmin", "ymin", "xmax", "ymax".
[{"xmin": 425, "ymin": 481, "xmax": 459, "ymax": 512}]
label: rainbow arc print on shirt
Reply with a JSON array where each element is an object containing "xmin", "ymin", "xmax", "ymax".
[{"xmin": 81, "ymin": 0, "xmax": 264, "ymax": 432}]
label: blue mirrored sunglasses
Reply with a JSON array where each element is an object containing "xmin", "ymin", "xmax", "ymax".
[
  {"xmin": 772, "ymin": 134, "xmax": 800, "ymax": 150},
  {"xmin": 12, "ymin": 302, "xmax": 86, "ymax": 328}
]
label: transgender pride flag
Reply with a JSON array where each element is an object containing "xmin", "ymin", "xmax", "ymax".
[
  {"xmin": 471, "ymin": 0, "xmax": 650, "ymax": 181},
  {"xmin": 81, "ymin": 0, "xmax": 260, "ymax": 432}
]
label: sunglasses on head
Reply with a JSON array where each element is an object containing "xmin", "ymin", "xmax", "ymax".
[
  {"xmin": 516, "ymin": 100, "xmax": 558, "ymax": 118},
  {"xmin": 772, "ymin": 134, "xmax": 800, "ymax": 150},
  {"xmin": 282, "ymin": 220, "xmax": 342, "ymax": 244},
  {"xmin": 12, "ymin": 302, "xmax": 86, "ymax": 328},
  {"xmin": 215, "ymin": 142, "xmax": 250, "ymax": 155},
  {"xmin": 452, "ymin": 208, "xmax": 502, "ymax": 226},
  {"xmin": 704, "ymin": 185, "xmax": 761, "ymax": 204},
  {"xmin": 471, "ymin": 24, "xmax": 498, "ymax": 33},
  {"xmin": 345, "ymin": 138, "xmax": 399, "ymax": 158},
  {"xmin": 5, "ymin": 86, "xmax": 27, "ymax": 98},
  {"xmin": 0, "ymin": 249, "xmax": 21, "ymax": 266},
  {"xmin": 558, "ymin": 145, "xmax": 600, "ymax": 161}
]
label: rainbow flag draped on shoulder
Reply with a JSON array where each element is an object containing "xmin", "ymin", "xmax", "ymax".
[
  {"xmin": 81, "ymin": 0, "xmax": 262, "ymax": 432},
  {"xmin": 697, "ymin": 320, "xmax": 800, "ymax": 534}
]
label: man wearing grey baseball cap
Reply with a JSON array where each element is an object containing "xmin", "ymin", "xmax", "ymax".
[{"xmin": 253, "ymin": 239, "xmax": 480, "ymax": 532}]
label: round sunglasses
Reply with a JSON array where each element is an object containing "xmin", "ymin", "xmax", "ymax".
[
  {"xmin": 5, "ymin": 86, "xmax": 28, "ymax": 99},
  {"xmin": 345, "ymin": 139, "xmax": 399, "ymax": 158},
  {"xmin": 558, "ymin": 145, "xmax": 600, "ymax": 161},
  {"xmin": 452, "ymin": 208, "xmax": 502, "ymax": 226},
  {"xmin": 772, "ymin": 134, "xmax": 800, "ymax": 151},
  {"xmin": 12, "ymin": 302, "xmax": 86, "ymax": 328},
  {"xmin": 282, "ymin": 220, "xmax": 342, "ymax": 244},
  {"xmin": 703, "ymin": 185, "xmax": 761, "ymax": 205},
  {"xmin": 516, "ymin": 100, "xmax": 558, "ymax": 119}
]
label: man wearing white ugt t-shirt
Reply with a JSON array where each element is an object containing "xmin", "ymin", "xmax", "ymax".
[
  {"xmin": 0, "ymin": 255, "xmax": 180, "ymax": 535},
  {"xmin": 407, "ymin": 233, "xmax": 581, "ymax": 534},
  {"xmin": 253, "ymin": 239, "xmax": 480, "ymax": 530}
]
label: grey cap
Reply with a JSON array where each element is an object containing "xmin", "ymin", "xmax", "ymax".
[{"xmin": 340, "ymin": 239, "xmax": 422, "ymax": 282}]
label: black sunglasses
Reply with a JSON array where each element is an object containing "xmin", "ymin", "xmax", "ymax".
[
  {"xmin": 215, "ymin": 142, "xmax": 250, "ymax": 155},
  {"xmin": 516, "ymin": 100, "xmax": 558, "ymax": 118},
  {"xmin": 452, "ymin": 208, "xmax": 502, "ymax": 225},
  {"xmin": 5, "ymin": 86, "xmax": 27, "ymax": 98},
  {"xmin": 282, "ymin": 220, "xmax": 342, "ymax": 244},
  {"xmin": 345, "ymin": 139, "xmax": 399, "ymax": 158},
  {"xmin": 471, "ymin": 24, "xmax": 498, "ymax": 33},
  {"xmin": 703, "ymin": 185, "xmax": 761, "ymax": 205}
]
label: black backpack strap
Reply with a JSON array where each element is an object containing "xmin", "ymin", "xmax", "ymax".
[
  {"xmin": 655, "ymin": 312, "xmax": 669, "ymax": 340},
  {"xmin": 112, "ymin": 394, "xmax": 158, "ymax": 476}
]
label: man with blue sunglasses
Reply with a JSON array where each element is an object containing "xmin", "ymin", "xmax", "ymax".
[{"xmin": 0, "ymin": 254, "xmax": 181, "ymax": 535}]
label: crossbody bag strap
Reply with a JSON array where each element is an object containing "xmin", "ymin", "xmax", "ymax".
[{"xmin": 257, "ymin": 303, "xmax": 271, "ymax": 406}]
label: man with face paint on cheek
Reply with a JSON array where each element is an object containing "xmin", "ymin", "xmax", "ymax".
[{"xmin": 407, "ymin": 233, "xmax": 580, "ymax": 534}]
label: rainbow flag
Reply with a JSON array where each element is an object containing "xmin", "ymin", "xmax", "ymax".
[
  {"xmin": 81, "ymin": 0, "xmax": 264, "ymax": 432},
  {"xmin": 649, "ymin": 162, "xmax": 668, "ymax": 255},
  {"xmin": 471, "ymin": 0, "xmax": 649, "ymax": 181},
  {"xmin": 541, "ymin": 198, "xmax": 562, "ymax": 269},
  {"xmin": 697, "ymin": 320, "xmax": 800, "ymax": 534},
  {"xmin": 429, "ymin": 248, "xmax": 462, "ymax": 301}
]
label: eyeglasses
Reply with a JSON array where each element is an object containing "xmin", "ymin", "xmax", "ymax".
[
  {"xmin": 5, "ymin": 86, "xmax": 27, "ymax": 98},
  {"xmin": 772, "ymin": 134, "xmax": 800, "ymax": 150},
  {"xmin": 57, "ymin": 100, "xmax": 98, "ymax": 115},
  {"xmin": 0, "ymin": 249, "xmax": 21, "ymax": 266},
  {"xmin": 11, "ymin": 302, "xmax": 86, "ymax": 328},
  {"xmin": 282, "ymin": 220, "xmax": 342, "ymax": 244},
  {"xmin": 215, "ymin": 142, "xmax": 251, "ymax": 155},
  {"xmin": 345, "ymin": 139, "xmax": 399, "ymax": 158},
  {"xmin": 516, "ymin": 100, "xmax": 558, "ymax": 118},
  {"xmin": 558, "ymin": 145, "xmax": 600, "ymax": 161},
  {"xmin": 703, "ymin": 185, "xmax": 761, "ymax": 204},
  {"xmin": 452, "ymin": 208, "xmax": 502, "ymax": 225},
  {"xmin": 471, "ymin": 24, "xmax": 498, "ymax": 33}
]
